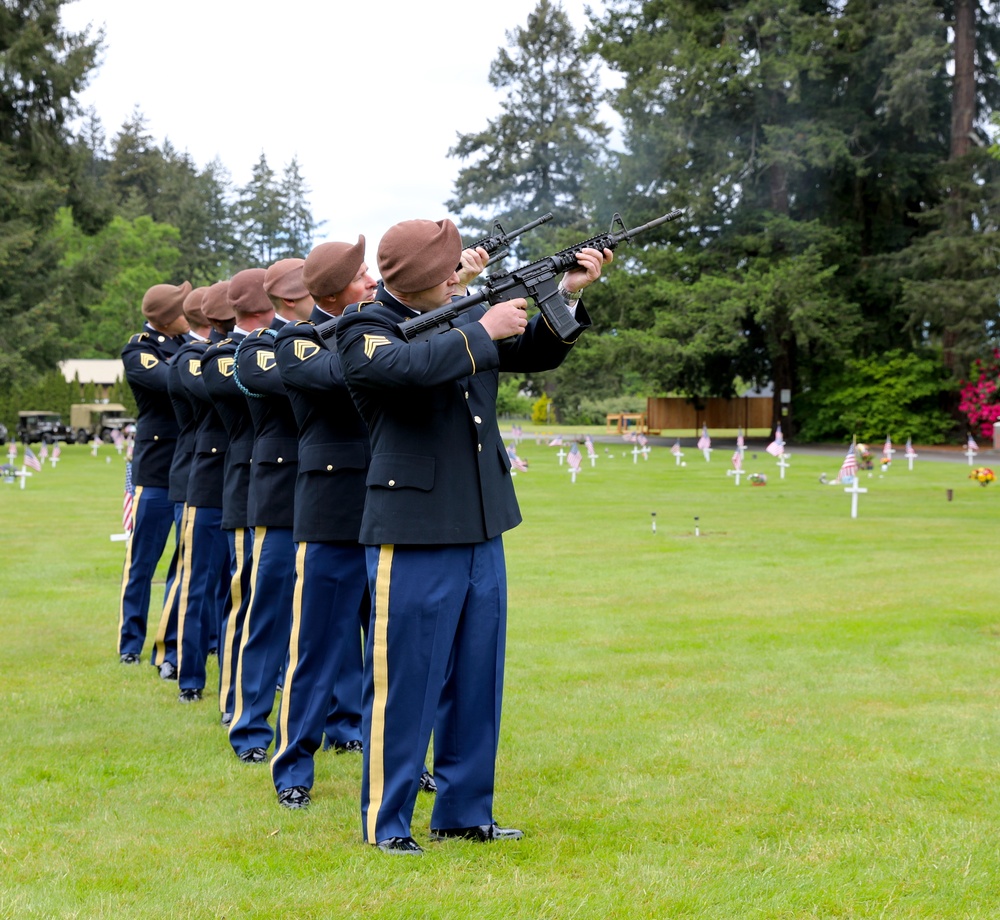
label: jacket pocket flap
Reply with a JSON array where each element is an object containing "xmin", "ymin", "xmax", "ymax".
[
  {"xmin": 299, "ymin": 442, "xmax": 367, "ymax": 473},
  {"xmin": 366, "ymin": 453, "xmax": 434, "ymax": 491}
]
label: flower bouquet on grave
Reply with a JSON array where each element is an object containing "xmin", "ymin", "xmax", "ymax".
[
  {"xmin": 857, "ymin": 443, "xmax": 873, "ymax": 470},
  {"xmin": 969, "ymin": 467, "xmax": 995, "ymax": 486},
  {"xmin": 748, "ymin": 472, "xmax": 767, "ymax": 486}
]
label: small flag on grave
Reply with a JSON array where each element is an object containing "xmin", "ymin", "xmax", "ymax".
[
  {"xmin": 51, "ymin": 443, "xmax": 61, "ymax": 466},
  {"xmin": 548, "ymin": 435, "xmax": 563, "ymax": 447},
  {"xmin": 506, "ymin": 443, "xmax": 528, "ymax": 472},
  {"xmin": 39, "ymin": 442, "xmax": 49, "ymax": 463},
  {"xmin": 697, "ymin": 424, "xmax": 711, "ymax": 461},
  {"xmin": 584, "ymin": 434, "xmax": 597, "ymax": 466},
  {"xmin": 123, "ymin": 460, "xmax": 135, "ymax": 536},
  {"xmin": 766, "ymin": 423, "xmax": 784, "ymax": 457},
  {"xmin": 23, "ymin": 446, "xmax": 42, "ymax": 472},
  {"xmin": 567, "ymin": 442, "xmax": 582, "ymax": 481},
  {"xmin": 837, "ymin": 441, "xmax": 858, "ymax": 483}
]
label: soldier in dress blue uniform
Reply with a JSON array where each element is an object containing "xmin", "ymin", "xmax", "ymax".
[
  {"xmin": 200, "ymin": 280, "xmax": 273, "ymax": 727},
  {"xmin": 268, "ymin": 240, "xmax": 377, "ymax": 809},
  {"xmin": 151, "ymin": 286, "xmax": 212, "ymax": 681},
  {"xmin": 118, "ymin": 282, "xmax": 192, "ymax": 664},
  {"xmin": 174, "ymin": 293, "xmax": 234, "ymax": 704},
  {"xmin": 336, "ymin": 219, "xmax": 610, "ymax": 854},
  {"xmin": 227, "ymin": 267, "xmax": 312, "ymax": 763}
]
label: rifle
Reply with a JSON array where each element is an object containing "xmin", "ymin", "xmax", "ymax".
[
  {"xmin": 398, "ymin": 209, "xmax": 684, "ymax": 343},
  {"xmin": 463, "ymin": 212, "xmax": 554, "ymax": 268},
  {"xmin": 315, "ymin": 212, "xmax": 556, "ymax": 352}
]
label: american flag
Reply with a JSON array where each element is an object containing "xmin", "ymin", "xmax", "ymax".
[
  {"xmin": 547, "ymin": 435, "xmax": 563, "ymax": 447},
  {"xmin": 731, "ymin": 449, "xmax": 742, "ymax": 471},
  {"xmin": 638, "ymin": 433, "xmax": 648, "ymax": 447},
  {"xmin": 882, "ymin": 435, "xmax": 893, "ymax": 461},
  {"xmin": 584, "ymin": 434, "xmax": 597, "ymax": 458},
  {"xmin": 905, "ymin": 437, "xmax": 917, "ymax": 458},
  {"xmin": 697, "ymin": 425, "xmax": 711, "ymax": 450},
  {"xmin": 967, "ymin": 433, "xmax": 979, "ymax": 452},
  {"xmin": 506, "ymin": 444, "xmax": 528, "ymax": 472},
  {"xmin": 52, "ymin": 444, "xmax": 61, "ymax": 459},
  {"xmin": 122, "ymin": 460, "xmax": 136, "ymax": 536},
  {"xmin": 23, "ymin": 447, "xmax": 42, "ymax": 472},
  {"xmin": 511, "ymin": 424, "xmax": 523, "ymax": 441},
  {"xmin": 39, "ymin": 442, "xmax": 49, "ymax": 462},
  {"xmin": 567, "ymin": 443, "xmax": 582, "ymax": 471},
  {"xmin": 671, "ymin": 439, "xmax": 682, "ymax": 456},
  {"xmin": 766, "ymin": 423, "xmax": 784, "ymax": 457},
  {"xmin": 838, "ymin": 442, "xmax": 858, "ymax": 482},
  {"xmin": 736, "ymin": 428, "xmax": 745, "ymax": 450}
]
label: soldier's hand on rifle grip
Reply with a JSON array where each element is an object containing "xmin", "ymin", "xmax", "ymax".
[
  {"xmin": 560, "ymin": 247, "xmax": 613, "ymax": 296},
  {"xmin": 479, "ymin": 298, "xmax": 529, "ymax": 340},
  {"xmin": 457, "ymin": 246, "xmax": 489, "ymax": 291}
]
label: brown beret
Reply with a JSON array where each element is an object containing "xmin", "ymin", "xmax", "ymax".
[
  {"xmin": 182, "ymin": 286, "xmax": 210, "ymax": 328},
  {"xmin": 228, "ymin": 268, "xmax": 273, "ymax": 315},
  {"xmin": 378, "ymin": 220, "xmax": 462, "ymax": 293},
  {"xmin": 263, "ymin": 258, "xmax": 309, "ymax": 300},
  {"xmin": 201, "ymin": 281, "xmax": 234, "ymax": 323},
  {"xmin": 303, "ymin": 237, "xmax": 366, "ymax": 298},
  {"xmin": 141, "ymin": 281, "xmax": 193, "ymax": 327}
]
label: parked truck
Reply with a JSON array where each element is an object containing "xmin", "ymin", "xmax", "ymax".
[
  {"xmin": 16, "ymin": 410, "xmax": 74, "ymax": 445},
  {"xmin": 69, "ymin": 404, "xmax": 135, "ymax": 444}
]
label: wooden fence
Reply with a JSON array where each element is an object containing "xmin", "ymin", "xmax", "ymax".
[{"xmin": 645, "ymin": 397, "xmax": 772, "ymax": 433}]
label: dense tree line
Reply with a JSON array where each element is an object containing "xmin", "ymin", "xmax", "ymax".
[
  {"xmin": 2, "ymin": 0, "xmax": 998, "ymax": 442},
  {"xmin": 0, "ymin": 0, "xmax": 316, "ymax": 429},
  {"xmin": 449, "ymin": 0, "xmax": 1000, "ymax": 440}
]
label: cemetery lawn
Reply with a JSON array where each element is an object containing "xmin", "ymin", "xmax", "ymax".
[{"xmin": 1, "ymin": 439, "xmax": 997, "ymax": 919}]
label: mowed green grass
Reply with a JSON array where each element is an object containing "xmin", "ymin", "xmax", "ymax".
[{"xmin": 0, "ymin": 439, "xmax": 997, "ymax": 919}]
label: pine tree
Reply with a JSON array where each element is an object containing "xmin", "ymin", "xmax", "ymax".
[{"xmin": 447, "ymin": 0, "xmax": 610, "ymax": 253}]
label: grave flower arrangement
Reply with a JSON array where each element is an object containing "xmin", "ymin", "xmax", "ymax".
[
  {"xmin": 748, "ymin": 472, "xmax": 767, "ymax": 486},
  {"xmin": 969, "ymin": 466, "xmax": 995, "ymax": 486},
  {"xmin": 857, "ymin": 443, "xmax": 873, "ymax": 470}
]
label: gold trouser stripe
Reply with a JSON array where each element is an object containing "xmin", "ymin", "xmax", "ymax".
[
  {"xmin": 366, "ymin": 544, "xmax": 393, "ymax": 844},
  {"xmin": 152, "ymin": 504, "xmax": 188, "ymax": 665},
  {"xmin": 218, "ymin": 528, "xmax": 246, "ymax": 712},
  {"xmin": 230, "ymin": 526, "xmax": 266, "ymax": 733},
  {"xmin": 117, "ymin": 485, "xmax": 143, "ymax": 653},
  {"xmin": 174, "ymin": 506, "xmax": 198, "ymax": 676},
  {"xmin": 272, "ymin": 541, "xmax": 307, "ymax": 777}
]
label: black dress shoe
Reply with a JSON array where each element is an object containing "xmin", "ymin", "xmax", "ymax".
[
  {"xmin": 159, "ymin": 661, "xmax": 177, "ymax": 680},
  {"xmin": 374, "ymin": 836, "xmax": 423, "ymax": 855},
  {"xmin": 277, "ymin": 786, "xmax": 311, "ymax": 809},
  {"xmin": 119, "ymin": 653, "xmax": 140, "ymax": 664},
  {"xmin": 220, "ymin": 712, "xmax": 233, "ymax": 727},
  {"xmin": 430, "ymin": 823, "xmax": 524, "ymax": 842},
  {"xmin": 333, "ymin": 739, "xmax": 363, "ymax": 754},
  {"xmin": 238, "ymin": 747, "xmax": 268, "ymax": 764},
  {"xmin": 419, "ymin": 770, "xmax": 437, "ymax": 793},
  {"xmin": 178, "ymin": 688, "xmax": 203, "ymax": 703}
]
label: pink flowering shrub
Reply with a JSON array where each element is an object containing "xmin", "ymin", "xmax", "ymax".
[{"xmin": 959, "ymin": 350, "xmax": 1000, "ymax": 441}]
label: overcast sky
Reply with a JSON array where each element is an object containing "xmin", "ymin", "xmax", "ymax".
[{"xmin": 61, "ymin": 0, "xmax": 608, "ymax": 260}]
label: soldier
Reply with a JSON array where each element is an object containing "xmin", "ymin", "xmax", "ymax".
[
  {"xmin": 336, "ymin": 219, "xmax": 609, "ymax": 853},
  {"xmin": 226, "ymin": 267, "xmax": 302, "ymax": 763},
  {"xmin": 267, "ymin": 240, "xmax": 376, "ymax": 808},
  {"xmin": 173, "ymin": 292, "xmax": 234, "ymax": 703},
  {"xmin": 151, "ymin": 285, "xmax": 212, "ymax": 681},
  {"xmin": 118, "ymin": 282, "xmax": 191, "ymax": 665},
  {"xmin": 200, "ymin": 277, "xmax": 273, "ymax": 726}
]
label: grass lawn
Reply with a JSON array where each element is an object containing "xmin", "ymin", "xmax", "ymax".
[{"xmin": 1, "ymin": 439, "xmax": 997, "ymax": 919}]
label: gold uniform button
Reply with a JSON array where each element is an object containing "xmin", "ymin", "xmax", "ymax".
[
  {"xmin": 465, "ymin": 391, "xmax": 469, "ymax": 399},
  {"xmin": 478, "ymin": 443, "xmax": 482, "ymax": 452},
  {"xmin": 211, "ymin": 448, "xmax": 217, "ymax": 453},
  {"xmin": 153, "ymin": 435, "xmax": 159, "ymax": 441},
  {"xmin": 388, "ymin": 479, "xmax": 396, "ymax": 487},
  {"xmin": 277, "ymin": 457, "xmax": 284, "ymax": 463},
  {"xmin": 474, "ymin": 416, "xmax": 482, "ymax": 424},
  {"xmin": 326, "ymin": 464, "xmax": 334, "ymax": 471}
]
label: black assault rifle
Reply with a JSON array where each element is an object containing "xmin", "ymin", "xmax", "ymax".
[
  {"xmin": 398, "ymin": 209, "xmax": 684, "ymax": 344},
  {"xmin": 463, "ymin": 212, "xmax": 554, "ymax": 268},
  {"xmin": 316, "ymin": 212, "xmax": 554, "ymax": 351}
]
